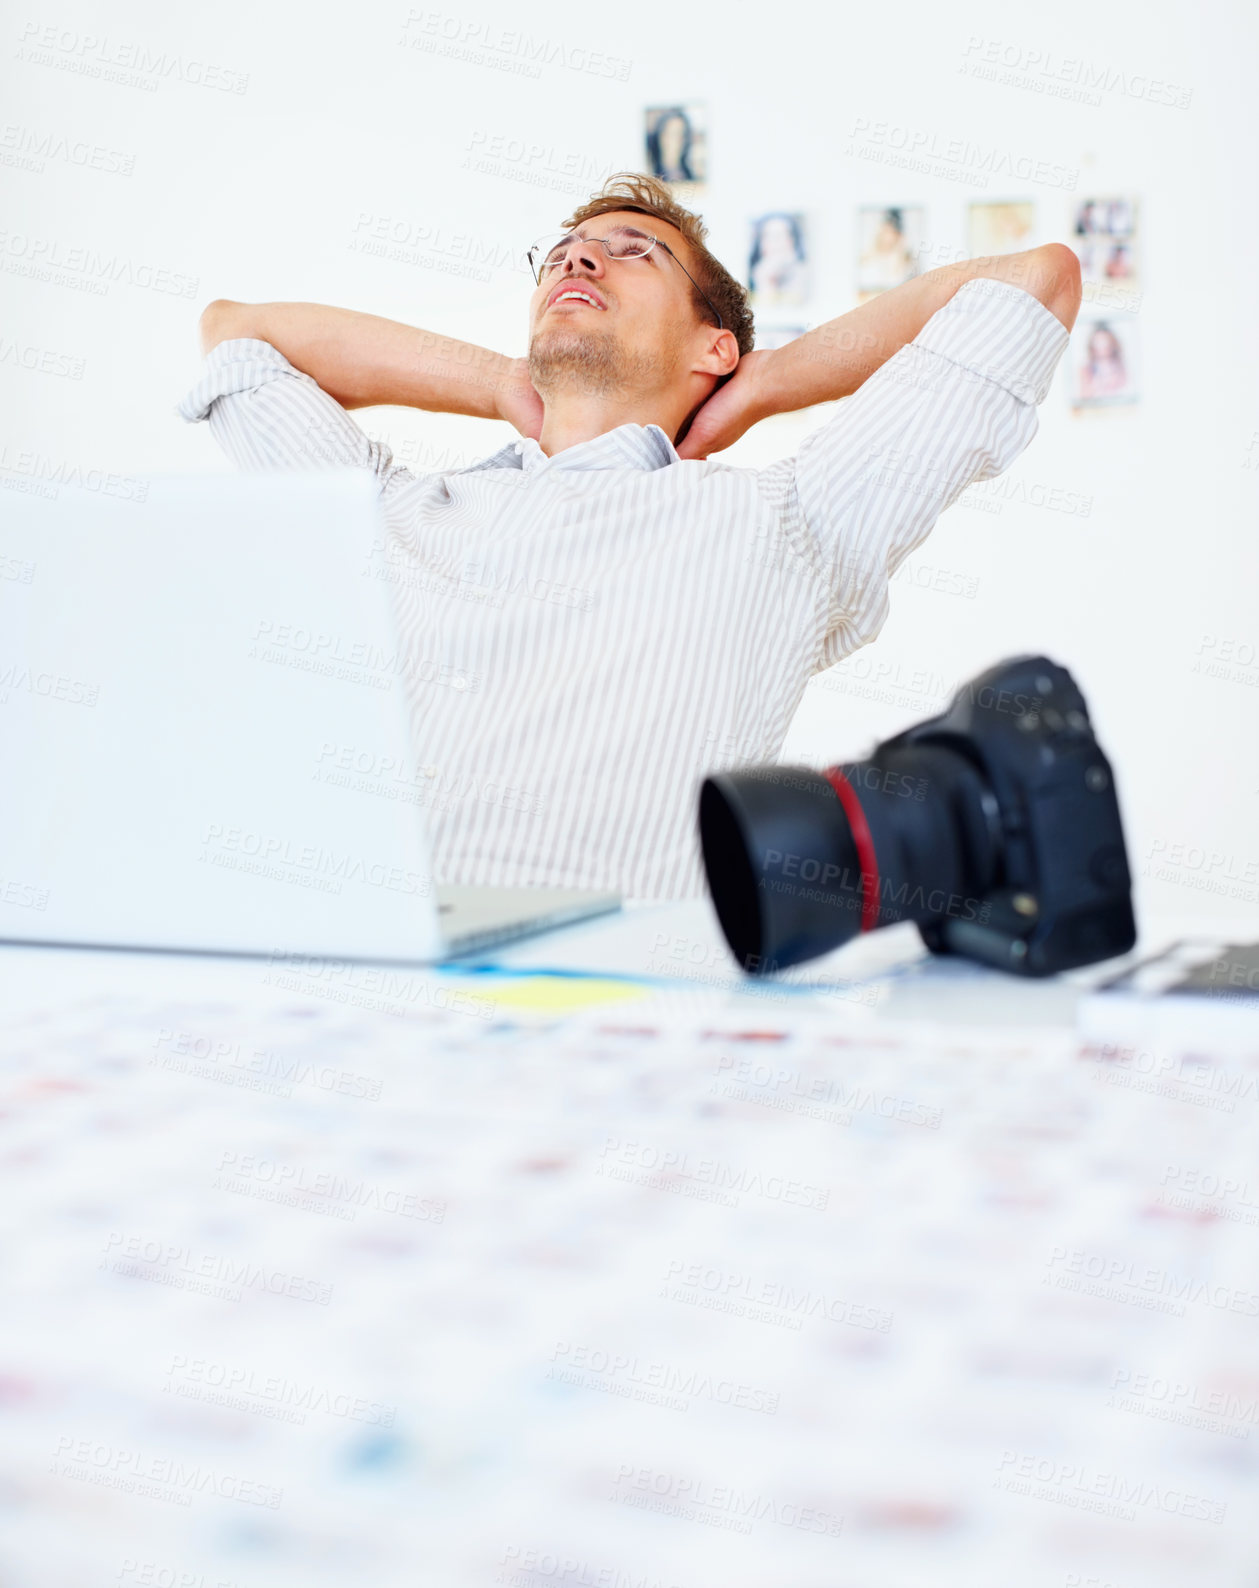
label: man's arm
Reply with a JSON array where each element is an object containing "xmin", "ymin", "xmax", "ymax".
[
  {"xmin": 676, "ymin": 244, "xmax": 1080, "ymax": 460},
  {"xmin": 754, "ymin": 269, "xmax": 1073, "ymax": 672},
  {"xmin": 198, "ymin": 300, "xmax": 542, "ymax": 437},
  {"xmin": 761, "ymin": 243, "xmax": 1078, "ymax": 410}
]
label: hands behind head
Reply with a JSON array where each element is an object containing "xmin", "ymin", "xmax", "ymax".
[
  {"xmin": 674, "ymin": 349, "xmax": 777, "ymax": 461},
  {"xmin": 496, "ymin": 357, "xmax": 545, "ymax": 441}
]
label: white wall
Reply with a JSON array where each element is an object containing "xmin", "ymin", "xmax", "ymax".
[{"xmin": 3, "ymin": 0, "xmax": 1256, "ymax": 923}]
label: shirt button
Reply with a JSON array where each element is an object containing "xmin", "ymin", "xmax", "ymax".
[{"xmin": 420, "ymin": 765, "xmax": 436, "ymax": 778}]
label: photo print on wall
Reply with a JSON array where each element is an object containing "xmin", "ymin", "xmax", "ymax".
[
  {"xmin": 644, "ymin": 104, "xmax": 707, "ymax": 190},
  {"xmin": 968, "ymin": 199, "xmax": 1037, "ymax": 256},
  {"xmin": 1070, "ymin": 313, "xmax": 1140, "ymax": 409},
  {"xmin": 747, "ymin": 212, "xmax": 809, "ymax": 310},
  {"xmin": 856, "ymin": 205, "xmax": 925, "ymax": 301},
  {"xmin": 1074, "ymin": 195, "xmax": 1140, "ymax": 313}
]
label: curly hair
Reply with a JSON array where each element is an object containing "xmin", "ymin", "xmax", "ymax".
[{"xmin": 561, "ymin": 172, "xmax": 755, "ymax": 360}]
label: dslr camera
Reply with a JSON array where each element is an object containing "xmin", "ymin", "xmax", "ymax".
[{"xmin": 698, "ymin": 656, "xmax": 1135, "ymax": 978}]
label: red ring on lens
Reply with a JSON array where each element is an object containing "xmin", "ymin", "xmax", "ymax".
[{"xmin": 822, "ymin": 766, "xmax": 880, "ymax": 934}]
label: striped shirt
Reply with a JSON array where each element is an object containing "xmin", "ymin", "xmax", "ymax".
[{"xmin": 177, "ymin": 277, "xmax": 1069, "ymax": 900}]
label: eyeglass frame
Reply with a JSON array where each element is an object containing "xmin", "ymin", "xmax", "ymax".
[{"xmin": 527, "ymin": 224, "xmax": 725, "ymax": 332}]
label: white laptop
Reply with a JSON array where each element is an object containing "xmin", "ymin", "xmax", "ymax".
[{"xmin": 0, "ymin": 470, "xmax": 620, "ymax": 962}]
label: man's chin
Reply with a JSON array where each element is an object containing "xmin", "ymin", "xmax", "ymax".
[
  {"xmin": 528, "ymin": 328, "xmax": 620, "ymax": 394},
  {"xmin": 530, "ymin": 323, "xmax": 612, "ymax": 354}
]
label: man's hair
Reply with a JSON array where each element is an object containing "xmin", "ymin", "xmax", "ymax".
[{"xmin": 561, "ymin": 173, "xmax": 755, "ymax": 360}]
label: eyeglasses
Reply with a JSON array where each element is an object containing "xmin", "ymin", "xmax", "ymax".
[{"xmin": 527, "ymin": 225, "xmax": 725, "ymax": 330}]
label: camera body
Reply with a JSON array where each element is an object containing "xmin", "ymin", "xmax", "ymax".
[
  {"xmin": 883, "ymin": 656, "xmax": 1135, "ymax": 975},
  {"xmin": 698, "ymin": 655, "xmax": 1137, "ymax": 980}
]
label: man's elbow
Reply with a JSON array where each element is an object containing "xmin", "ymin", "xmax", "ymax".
[
  {"xmin": 1035, "ymin": 244, "xmax": 1082, "ymax": 332},
  {"xmin": 198, "ymin": 298, "xmax": 254, "ymax": 355}
]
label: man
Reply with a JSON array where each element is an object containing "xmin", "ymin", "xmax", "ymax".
[{"xmin": 179, "ymin": 172, "xmax": 1079, "ymax": 900}]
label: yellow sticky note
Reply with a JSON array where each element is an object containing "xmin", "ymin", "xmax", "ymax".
[{"xmin": 465, "ymin": 977, "xmax": 649, "ymax": 1013}]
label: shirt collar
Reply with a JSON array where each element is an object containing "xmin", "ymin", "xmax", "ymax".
[{"xmin": 464, "ymin": 422, "xmax": 680, "ymax": 476}]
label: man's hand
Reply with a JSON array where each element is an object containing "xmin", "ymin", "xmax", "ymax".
[
  {"xmin": 494, "ymin": 357, "xmax": 545, "ymax": 443},
  {"xmin": 675, "ymin": 350, "xmax": 777, "ymax": 461},
  {"xmin": 676, "ymin": 243, "xmax": 1081, "ymax": 458}
]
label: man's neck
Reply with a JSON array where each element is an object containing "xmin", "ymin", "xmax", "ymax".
[{"xmin": 536, "ymin": 396, "xmax": 686, "ymax": 457}]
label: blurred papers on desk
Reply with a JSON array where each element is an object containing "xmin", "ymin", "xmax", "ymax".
[{"xmin": 2, "ymin": 958, "xmax": 1258, "ymax": 1586}]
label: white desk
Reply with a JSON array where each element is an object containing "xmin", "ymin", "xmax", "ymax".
[{"xmin": 2, "ymin": 908, "xmax": 1258, "ymax": 1587}]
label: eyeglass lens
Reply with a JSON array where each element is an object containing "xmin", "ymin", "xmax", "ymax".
[{"xmin": 536, "ymin": 229, "xmax": 653, "ymax": 273}]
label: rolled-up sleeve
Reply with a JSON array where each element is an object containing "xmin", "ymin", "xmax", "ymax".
[
  {"xmin": 790, "ymin": 277, "xmax": 1070, "ymax": 671},
  {"xmin": 176, "ymin": 338, "xmax": 416, "ymax": 494}
]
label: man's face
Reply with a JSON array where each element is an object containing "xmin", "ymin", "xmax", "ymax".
[{"xmin": 526, "ymin": 210, "xmax": 712, "ymax": 400}]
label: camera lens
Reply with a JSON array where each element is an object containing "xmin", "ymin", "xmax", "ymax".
[
  {"xmin": 700, "ymin": 657, "xmax": 1135, "ymax": 980},
  {"xmin": 699, "ymin": 745, "xmax": 1001, "ymax": 973}
]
